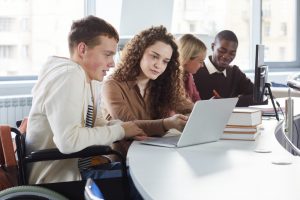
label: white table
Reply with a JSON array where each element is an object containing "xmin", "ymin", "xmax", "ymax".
[{"xmin": 127, "ymin": 120, "xmax": 300, "ymax": 200}]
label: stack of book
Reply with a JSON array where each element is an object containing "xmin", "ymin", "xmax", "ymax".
[{"xmin": 221, "ymin": 108, "xmax": 262, "ymax": 141}]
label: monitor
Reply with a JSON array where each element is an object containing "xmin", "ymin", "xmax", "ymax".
[{"xmin": 253, "ymin": 44, "xmax": 268, "ymax": 104}]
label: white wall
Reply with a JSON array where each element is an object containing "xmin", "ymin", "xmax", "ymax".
[{"xmin": 119, "ymin": 0, "xmax": 174, "ymax": 36}]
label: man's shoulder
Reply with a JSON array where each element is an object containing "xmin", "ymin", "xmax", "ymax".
[
  {"xmin": 57, "ymin": 59, "xmax": 84, "ymax": 76},
  {"xmin": 42, "ymin": 56, "xmax": 84, "ymax": 77},
  {"xmin": 226, "ymin": 65, "xmax": 246, "ymax": 75},
  {"xmin": 195, "ymin": 65, "xmax": 209, "ymax": 76},
  {"xmin": 37, "ymin": 57, "xmax": 86, "ymax": 91},
  {"xmin": 230, "ymin": 65, "xmax": 244, "ymax": 72},
  {"xmin": 228, "ymin": 65, "xmax": 252, "ymax": 83}
]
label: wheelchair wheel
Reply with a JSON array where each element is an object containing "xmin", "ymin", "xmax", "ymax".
[{"xmin": 0, "ymin": 185, "xmax": 68, "ymax": 200}]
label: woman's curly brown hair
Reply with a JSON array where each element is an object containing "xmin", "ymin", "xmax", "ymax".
[{"xmin": 112, "ymin": 26, "xmax": 187, "ymax": 119}]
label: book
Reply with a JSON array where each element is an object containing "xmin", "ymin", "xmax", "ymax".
[
  {"xmin": 224, "ymin": 124, "xmax": 262, "ymax": 133},
  {"xmin": 221, "ymin": 131, "xmax": 260, "ymax": 141},
  {"xmin": 249, "ymin": 98, "xmax": 285, "ymax": 116},
  {"xmin": 249, "ymin": 105, "xmax": 284, "ymax": 116},
  {"xmin": 227, "ymin": 108, "xmax": 262, "ymax": 126}
]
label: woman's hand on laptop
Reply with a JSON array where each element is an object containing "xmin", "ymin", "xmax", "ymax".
[{"xmin": 163, "ymin": 114, "xmax": 189, "ymax": 132}]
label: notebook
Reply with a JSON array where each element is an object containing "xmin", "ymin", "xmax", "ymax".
[{"xmin": 141, "ymin": 98, "xmax": 238, "ymax": 148}]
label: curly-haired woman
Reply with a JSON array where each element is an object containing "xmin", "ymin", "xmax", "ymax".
[
  {"xmin": 177, "ymin": 34, "xmax": 207, "ymax": 102},
  {"xmin": 101, "ymin": 26, "xmax": 193, "ymax": 155}
]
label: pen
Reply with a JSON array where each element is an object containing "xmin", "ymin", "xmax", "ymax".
[{"xmin": 213, "ymin": 89, "xmax": 221, "ymax": 98}]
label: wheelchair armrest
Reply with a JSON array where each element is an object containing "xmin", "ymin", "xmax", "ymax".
[{"xmin": 25, "ymin": 145, "xmax": 115, "ymax": 163}]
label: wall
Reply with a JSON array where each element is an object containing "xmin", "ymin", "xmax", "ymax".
[{"xmin": 119, "ymin": 0, "xmax": 174, "ymax": 36}]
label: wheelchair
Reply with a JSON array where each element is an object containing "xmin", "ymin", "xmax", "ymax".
[{"xmin": 0, "ymin": 123, "xmax": 130, "ymax": 200}]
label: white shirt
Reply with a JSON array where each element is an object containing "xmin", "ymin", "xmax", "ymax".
[
  {"xmin": 26, "ymin": 56, "xmax": 125, "ymax": 184},
  {"xmin": 205, "ymin": 57, "xmax": 227, "ymax": 77}
]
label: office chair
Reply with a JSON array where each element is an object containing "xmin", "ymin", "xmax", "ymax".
[{"xmin": 0, "ymin": 124, "xmax": 130, "ymax": 200}]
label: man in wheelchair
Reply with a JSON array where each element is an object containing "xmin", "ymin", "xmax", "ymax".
[{"xmin": 25, "ymin": 15, "xmax": 146, "ymax": 185}]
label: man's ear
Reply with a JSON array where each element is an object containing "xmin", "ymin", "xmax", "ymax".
[
  {"xmin": 211, "ymin": 42, "xmax": 215, "ymax": 51},
  {"xmin": 77, "ymin": 42, "xmax": 86, "ymax": 57}
]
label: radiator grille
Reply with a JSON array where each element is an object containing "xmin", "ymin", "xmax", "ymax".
[{"xmin": 0, "ymin": 95, "xmax": 32, "ymax": 127}]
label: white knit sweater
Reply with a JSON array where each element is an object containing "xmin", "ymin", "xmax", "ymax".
[{"xmin": 26, "ymin": 56, "xmax": 124, "ymax": 184}]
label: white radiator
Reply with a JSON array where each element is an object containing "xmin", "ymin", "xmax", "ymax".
[{"xmin": 0, "ymin": 95, "xmax": 32, "ymax": 127}]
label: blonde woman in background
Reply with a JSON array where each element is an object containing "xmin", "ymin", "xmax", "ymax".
[{"xmin": 178, "ymin": 34, "xmax": 207, "ymax": 102}]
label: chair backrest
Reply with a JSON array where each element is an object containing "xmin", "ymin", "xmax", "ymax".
[
  {"xmin": 15, "ymin": 118, "xmax": 32, "ymax": 185},
  {"xmin": 0, "ymin": 125, "xmax": 19, "ymax": 190},
  {"xmin": 14, "ymin": 128, "xmax": 27, "ymax": 185},
  {"xmin": 0, "ymin": 123, "xmax": 34, "ymax": 188}
]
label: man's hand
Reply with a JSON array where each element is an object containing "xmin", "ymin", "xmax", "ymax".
[
  {"xmin": 132, "ymin": 135, "xmax": 149, "ymax": 141},
  {"xmin": 212, "ymin": 89, "xmax": 221, "ymax": 99},
  {"xmin": 163, "ymin": 114, "xmax": 189, "ymax": 132},
  {"xmin": 121, "ymin": 121, "xmax": 147, "ymax": 139}
]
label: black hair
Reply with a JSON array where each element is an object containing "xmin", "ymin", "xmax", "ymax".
[{"xmin": 215, "ymin": 30, "xmax": 238, "ymax": 44}]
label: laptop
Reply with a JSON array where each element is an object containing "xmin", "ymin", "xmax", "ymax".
[{"xmin": 141, "ymin": 98, "xmax": 238, "ymax": 148}]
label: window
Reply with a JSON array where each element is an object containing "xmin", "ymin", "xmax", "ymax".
[
  {"xmin": 172, "ymin": 0, "xmax": 251, "ymax": 70},
  {"xmin": 280, "ymin": 22, "xmax": 287, "ymax": 36},
  {"xmin": 262, "ymin": 0, "xmax": 297, "ymax": 64},
  {"xmin": 0, "ymin": 17, "xmax": 14, "ymax": 32},
  {"xmin": 0, "ymin": 0, "xmax": 84, "ymax": 76},
  {"xmin": 0, "ymin": 0, "xmax": 299, "ymax": 78},
  {"xmin": 20, "ymin": 18, "xmax": 30, "ymax": 32},
  {"xmin": 189, "ymin": 23, "xmax": 196, "ymax": 32},
  {"xmin": 21, "ymin": 45, "xmax": 30, "ymax": 59},
  {"xmin": 279, "ymin": 47, "xmax": 286, "ymax": 61},
  {"xmin": 0, "ymin": 45, "xmax": 15, "ymax": 58},
  {"xmin": 171, "ymin": 0, "xmax": 298, "ymax": 70},
  {"xmin": 263, "ymin": 22, "xmax": 271, "ymax": 37}
]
